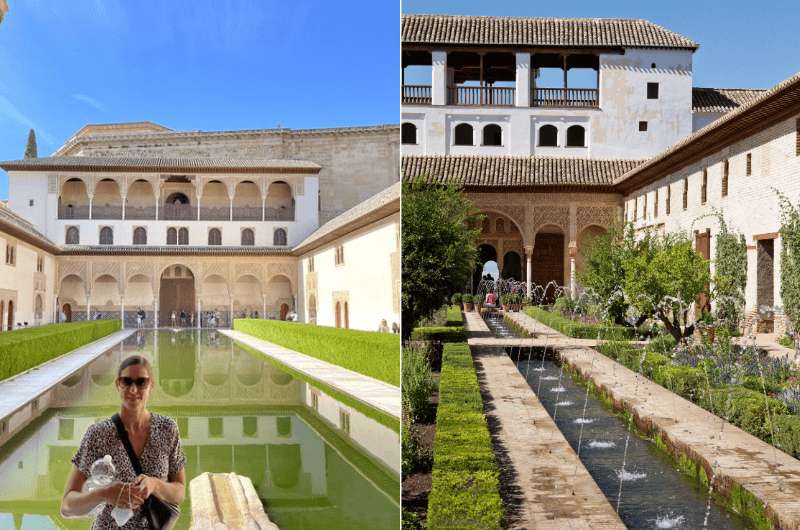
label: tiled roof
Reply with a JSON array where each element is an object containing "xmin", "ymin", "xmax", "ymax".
[
  {"xmin": 692, "ymin": 87, "xmax": 768, "ymax": 113},
  {"xmin": 402, "ymin": 155, "xmax": 642, "ymax": 188},
  {"xmin": 402, "ymin": 14, "xmax": 698, "ymax": 50},
  {"xmin": 294, "ymin": 182, "xmax": 400, "ymax": 253},
  {"xmin": 616, "ymin": 71, "xmax": 800, "ymax": 192},
  {"xmin": 60, "ymin": 245, "xmax": 294, "ymax": 256},
  {"xmin": 0, "ymin": 203, "xmax": 60, "ymax": 252},
  {"xmin": 0, "ymin": 156, "xmax": 321, "ymax": 174}
]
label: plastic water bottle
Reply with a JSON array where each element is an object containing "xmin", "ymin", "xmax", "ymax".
[{"xmin": 82, "ymin": 455, "xmax": 116, "ymax": 518}]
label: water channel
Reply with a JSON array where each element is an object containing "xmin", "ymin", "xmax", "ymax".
[
  {"xmin": 484, "ymin": 313, "xmax": 748, "ymax": 530},
  {"xmin": 0, "ymin": 330, "xmax": 400, "ymax": 530}
]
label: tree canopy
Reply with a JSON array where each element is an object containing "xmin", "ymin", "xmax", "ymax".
[
  {"xmin": 402, "ymin": 178, "xmax": 482, "ymax": 333},
  {"xmin": 24, "ymin": 129, "xmax": 37, "ymax": 159}
]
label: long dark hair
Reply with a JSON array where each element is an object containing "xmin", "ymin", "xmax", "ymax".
[{"xmin": 117, "ymin": 355, "xmax": 153, "ymax": 378}]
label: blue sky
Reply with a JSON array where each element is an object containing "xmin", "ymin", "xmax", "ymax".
[
  {"xmin": 0, "ymin": 0, "xmax": 399, "ymax": 199},
  {"xmin": 403, "ymin": 0, "xmax": 800, "ymax": 89}
]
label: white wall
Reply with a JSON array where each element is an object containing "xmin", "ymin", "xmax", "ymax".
[{"xmin": 0, "ymin": 231, "xmax": 57, "ymax": 330}]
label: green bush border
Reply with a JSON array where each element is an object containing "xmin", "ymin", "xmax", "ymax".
[
  {"xmin": 525, "ymin": 306, "xmax": 635, "ymax": 340},
  {"xmin": 428, "ymin": 343, "xmax": 503, "ymax": 529},
  {"xmin": 445, "ymin": 305, "xmax": 463, "ymax": 327},
  {"xmin": 0, "ymin": 320, "xmax": 121, "ymax": 382},
  {"xmin": 409, "ymin": 326, "xmax": 467, "ymax": 343},
  {"xmin": 233, "ymin": 319, "xmax": 399, "ymax": 386}
]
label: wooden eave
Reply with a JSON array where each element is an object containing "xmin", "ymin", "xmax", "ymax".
[
  {"xmin": 0, "ymin": 219, "xmax": 60, "ymax": 254},
  {"xmin": 401, "ymin": 43, "xmax": 625, "ymax": 56}
]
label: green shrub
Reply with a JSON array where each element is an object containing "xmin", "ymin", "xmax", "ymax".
[
  {"xmin": 705, "ymin": 386, "xmax": 788, "ymax": 440},
  {"xmin": 773, "ymin": 414, "xmax": 800, "ymax": 458},
  {"xmin": 428, "ymin": 343, "xmax": 503, "ymax": 529},
  {"xmin": 234, "ymin": 319, "xmax": 399, "ymax": 386},
  {"xmin": 525, "ymin": 306, "xmax": 635, "ymax": 340},
  {"xmin": 641, "ymin": 351, "xmax": 671, "ymax": 378},
  {"xmin": 402, "ymin": 418, "xmax": 432, "ymax": 479},
  {"xmin": 653, "ymin": 364, "xmax": 706, "ymax": 402},
  {"xmin": 648, "ymin": 333, "xmax": 677, "ymax": 353},
  {"xmin": 740, "ymin": 375, "xmax": 786, "ymax": 395},
  {"xmin": 0, "ymin": 320, "xmax": 121, "ymax": 382},
  {"xmin": 450, "ymin": 293, "xmax": 462, "ymax": 305},
  {"xmin": 445, "ymin": 305, "xmax": 463, "ymax": 327},
  {"xmin": 402, "ymin": 509, "xmax": 423, "ymax": 530},
  {"xmin": 402, "ymin": 343, "xmax": 435, "ymax": 422},
  {"xmin": 778, "ymin": 334, "xmax": 794, "ymax": 348},
  {"xmin": 409, "ymin": 326, "xmax": 467, "ymax": 343}
]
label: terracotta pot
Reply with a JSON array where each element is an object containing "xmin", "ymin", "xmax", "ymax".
[
  {"xmin": 474, "ymin": 303, "xmax": 482, "ymax": 312},
  {"xmin": 464, "ymin": 302, "xmax": 474, "ymax": 312}
]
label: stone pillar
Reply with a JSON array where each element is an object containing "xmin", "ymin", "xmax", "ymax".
[
  {"xmin": 154, "ymin": 183, "xmax": 160, "ymax": 221},
  {"xmin": 197, "ymin": 298, "xmax": 202, "ymax": 329},
  {"xmin": 497, "ymin": 239, "xmax": 504, "ymax": 278},
  {"xmin": 121, "ymin": 193, "xmax": 127, "ymax": 220},
  {"xmin": 229, "ymin": 296, "xmax": 234, "ymax": 328},
  {"xmin": 515, "ymin": 52, "xmax": 531, "ymax": 107},
  {"xmin": 568, "ymin": 242, "xmax": 578, "ymax": 298},
  {"xmin": 431, "ymin": 51, "xmax": 447, "ymax": 106},
  {"xmin": 88, "ymin": 194, "xmax": 94, "ymax": 220},
  {"xmin": 525, "ymin": 245, "xmax": 533, "ymax": 297},
  {"xmin": 262, "ymin": 295, "xmax": 267, "ymax": 320},
  {"xmin": 197, "ymin": 184, "xmax": 202, "ymax": 221}
]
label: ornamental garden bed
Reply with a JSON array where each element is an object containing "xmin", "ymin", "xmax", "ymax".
[
  {"xmin": 525, "ymin": 305, "xmax": 639, "ymax": 340},
  {"xmin": 0, "ymin": 320, "xmax": 121, "ymax": 382},
  {"xmin": 233, "ymin": 319, "xmax": 400, "ymax": 386}
]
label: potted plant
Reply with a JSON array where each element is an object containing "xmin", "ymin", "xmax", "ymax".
[
  {"xmin": 463, "ymin": 293, "xmax": 474, "ymax": 312},
  {"xmin": 473, "ymin": 294, "xmax": 482, "ymax": 312},
  {"xmin": 501, "ymin": 295, "xmax": 510, "ymax": 312},
  {"xmin": 451, "ymin": 293, "xmax": 462, "ymax": 308}
]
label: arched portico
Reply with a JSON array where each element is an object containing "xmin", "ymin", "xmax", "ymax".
[
  {"xmin": 160, "ymin": 265, "xmax": 196, "ymax": 327},
  {"xmin": 265, "ymin": 275, "xmax": 293, "ymax": 320}
]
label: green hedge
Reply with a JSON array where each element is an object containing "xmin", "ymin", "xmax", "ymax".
[
  {"xmin": 705, "ymin": 387, "xmax": 788, "ymax": 440},
  {"xmin": 525, "ymin": 306, "xmax": 635, "ymax": 340},
  {"xmin": 409, "ymin": 326, "xmax": 467, "ymax": 343},
  {"xmin": 445, "ymin": 305, "xmax": 463, "ymax": 327},
  {"xmin": 0, "ymin": 320, "xmax": 121, "ymax": 382},
  {"xmin": 774, "ymin": 415, "xmax": 800, "ymax": 458},
  {"xmin": 234, "ymin": 319, "xmax": 400, "ymax": 386},
  {"xmin": 428, "ymin": 343, "xmax": 503, "ymax": 529}
]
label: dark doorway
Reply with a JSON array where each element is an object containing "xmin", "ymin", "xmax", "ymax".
[
  {"xmin": 473, "ymin": 244, "xmax": 498, "ymax": 291},
  {"xmin": 160, "ymin": 265, "xmax": 196, "ymax": 327},
  {"xmin": 502, "ymin": 251, "xmax": 522, "ymax": 281},
  {"xmin": 532, "ymin": 232, "xmax": 564, "ymax": 303},
  {"xmin": 757, "ymin": 238, "xmax": 775, "ymax": 308},
  {"xmin": 695, "ymin": 230, "xmax": 711, "ymax": 315},
  {"xmin": 62, "ymin": 303, "xmax": 72, "ymax": 322}
]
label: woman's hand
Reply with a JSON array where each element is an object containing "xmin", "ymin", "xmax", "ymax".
[
  {"xmin": 103, "ymin": 481, "xmax": 146, "ymax": 510},
  {"xmin": 133, "ymin": 475, "xmax": 159, "ymax": 500}
]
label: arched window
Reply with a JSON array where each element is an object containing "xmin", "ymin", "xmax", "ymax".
[
  {"xmin": 99, "ymin": 227, "xmax": 113, "ymax": 245},
  {"xmin": 566, "ymin": 125, "xmax": 586, "ymax": 147},
  {"xmin": 167, "ymin": 228, "xmax": 177, "ymax": 245},
  {"xmin": 482, "ymin": 218, "xmax": 491, "ymax": 232},
  {"xmin": 165, "ymin": 192, "xmax": 190, "ymax": 205},
  {"xmin": 133, "ymin": 227, "xmax": 147, "ymax": 245},
  {"xmin": 538, "ymin": 125, "xmax": 558, "ymax": 147},
  {"xmin": 483, "ymin": 124, "xmax": 502, "ymax": 146},
  {"xmin": 454, "ymin": 123, "xmax": 474, "ymax": 146},
  {"xmin": 241, "ymin": 228, "xmax": 255, "ymax": 246},
  {"xmin": 344, "ymin": 302, "xmax": 349, "ymax": 329},
  {"xmin": 208, "ymin": 228, "xmax": 222, "ymax": 246},
  {"xmin": 273, "ymin": 228, "xmax": 287, "ymax": 246},
  {"xmin": 401, "ymin": 123, "xmax": 417, "ymax": 144},
  {"xmin": 178, "ymin": 228, "xmax": 189, "ymax": 245},
  {"xmin": 65, "ymin": 226, "xmax": 80, "ymax": 244}
]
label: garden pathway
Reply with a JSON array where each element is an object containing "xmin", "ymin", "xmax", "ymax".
[
  {"xmin": 510, "ymin": 311, "xmax": 800, "ymax": 530},
  {"xmin": 463, "ymin": 310, "xmax": 626, "ymax": 529},
  {"xmin": 220, "ymin": 330, "xmax": 400, "ymax": 419},
  {"xmin": 0, "ymin": 329, "xmax": 135, "ymax": 421}
]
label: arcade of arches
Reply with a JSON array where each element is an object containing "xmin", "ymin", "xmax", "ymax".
[
  {"xmin": 55, "ymin": 256, "xmax": 298, "ymax": 328},
  {"xmin": 470, "ymin": 193, "xmax": 620, "ymax": 296}
]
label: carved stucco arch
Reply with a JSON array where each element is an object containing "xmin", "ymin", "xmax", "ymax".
[
  {"xmin": 475, "ymin": 207, "xmax": 529, "ymax": 247},
  {"xmin": 532, "ymin": 206, "xmax": 569, "ymax": 241},
  {"xmin": 576, "ymin": 206, "xmax": 616, "ymax": 237}
]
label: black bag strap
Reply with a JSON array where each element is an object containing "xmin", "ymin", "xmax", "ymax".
[{"xmin": 112, "ymin": 413, "xmax": 143, "ymax": 476}]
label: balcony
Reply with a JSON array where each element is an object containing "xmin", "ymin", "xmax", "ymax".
[
  {"xmin": 158, "ymin": 203, "xmax": 197, "ymax": 221},
  {"xmin": 199, "ymin": 207, "xmax": 230, "ymax": 221},
  {"xmin": 58, "ymin": 205, "xmax": 90, "ymax": 219},
  {"xmin": 265, "ymin": 206, "xmax": 294, "ymax": 222},
  {"xmin": 232, "ymin": 207, "xmax": 264, "ymax": 221},
  {"xmin": 448, "ymin": 86, "xmax": 514, "ymax": 107},
  {"xmin": 91, "ymin": 205, "xmax": 123, "ymax": 220},
  {"xmin": 125, "ymin": 206, "xmax": 156, "ymax": 220},
  {"xmin": 402, "ymin": 85, "xmax": 431, "ymax": 105},
  {"xmin": 533, "ymin": 88, "xmax": 598, "ymax": 108}
]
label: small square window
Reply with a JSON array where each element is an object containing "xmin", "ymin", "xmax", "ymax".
[
  {"xmin": 242, "ymin": 416, "xmax": 258, "ymax": 437},
  {"xmin": 339, "ymin": 409, "xmax": 351, "ymax": 435},
  {"xmin": 208, "ymin": 417, "xmax": 224, "ymax": 438},
  {"xmin": 639, "ymin": 121, "xmax": 648, "ymax": 132},
  {"xmin": 311, "ymin": 391, "xmax": 320, "ymax": 411},
  {"xmin": 28, "ymin": 199, "xmax": 34, "ymax": 207},
  {"xmin": 647, "ymin": 82, "xmax": 659, "ymax": 99}
]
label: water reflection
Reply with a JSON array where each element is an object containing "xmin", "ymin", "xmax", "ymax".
[{"xmin": 0, "ymin": 330, "xmax": 399, "ymax": 530}]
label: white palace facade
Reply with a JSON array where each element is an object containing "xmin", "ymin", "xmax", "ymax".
[
  {"xmin": 0, "ymin": 122, "xmax": 400, "ymax": 332},
  {"xmin": 401, "ymin": 14, "xmax": 800, "ymax": 334}
]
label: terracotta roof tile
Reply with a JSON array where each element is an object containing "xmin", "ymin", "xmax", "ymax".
[
  {"xmin": 692, "ymin": 87, "xmax": 767, "ymax": 113},
  {"xmin": 402, "ymin": 14, "xmax": 698, "ymax": 49},
  {"xmin": 0, "ymin": 156, "xmax": 321, "ymax": 174},
  {"xmin": 402, "ymin": 155, "xmax": 642, "ymax": 188}
]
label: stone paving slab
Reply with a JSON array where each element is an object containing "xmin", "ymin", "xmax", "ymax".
[
  {"xmin": 0, "ymin": 329, "xmax": 135, "ymax": 420},
  {"xmin": 220, "ymin": 330, "xmax": 400, "ymax": 420},
  {"xmin": 463, "ymin": 311, "xmax": 626, "ymax": 529},
  {"xmin": 509, "ymin": 312, "xmax": 800, "ymax": 530}
]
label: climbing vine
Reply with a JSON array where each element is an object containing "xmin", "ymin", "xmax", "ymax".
[
  {"xmin": 713, "ymin": 213, "xmax": 747, "ymax": 332},
  {"xmin": 778, "ymin": 192, "xmax": 800, "ymax": 334}
]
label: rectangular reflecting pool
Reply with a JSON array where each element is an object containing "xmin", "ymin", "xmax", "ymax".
[{"xmin": 0, "ymin": 330, "xmax": 400, "ymax": 529}]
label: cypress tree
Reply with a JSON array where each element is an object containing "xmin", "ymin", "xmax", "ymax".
[{"xmin": 24, "ymin": 129, "xmax": 37, "ymax": 159}]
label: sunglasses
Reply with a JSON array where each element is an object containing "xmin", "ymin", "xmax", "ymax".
[{"xmin": 119, "ymin": 377, "xmax": 150, "ymax": 388}]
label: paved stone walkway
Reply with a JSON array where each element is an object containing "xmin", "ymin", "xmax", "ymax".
[
  {"xmin": 464, "ymin": 311, "xmax": 626, "ymax": 529},
  {"xmin": 0, "ymin": 329, "xmax": 135, "ymax": 420},
  {"xmin": 507, "ymin": 311, "xmax": 800, "ymax": 530},
  {"xmin": 220, "ymin": 330, "xmax": 400, "ymax": 419}
]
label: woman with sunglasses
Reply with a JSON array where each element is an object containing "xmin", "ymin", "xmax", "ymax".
[{"xmin": 61, "ymin": 355, "xmax": 186, "ymax": 528}]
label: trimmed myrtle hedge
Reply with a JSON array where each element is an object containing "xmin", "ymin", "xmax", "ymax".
[
  {"xmin": 428, "ymin": 343, "xmax": 503, "ymax": 529},
  {"xmin": 445, "ymin": 305, "xmax": 463, "ymax": 327},
  {"xmin": 409, "ymin": 326, "xmax": 467, "ymax": 343},
  {"xmin": 0, "ymin": 320, "xmax": 121, "ymax": 382},
  {"xmin": 234, "ymin": 319, "xmax": 399, "ymax": 386},
  {"xmin": 525, "ymin": 306, "xmax": 635, "ymax": 340}
]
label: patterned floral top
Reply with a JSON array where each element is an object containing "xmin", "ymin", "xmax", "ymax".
[{"xmin": 72, "ymin": 413, "xmax": 186, "ymax": 529}]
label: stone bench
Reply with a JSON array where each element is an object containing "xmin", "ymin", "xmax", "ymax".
[{"xmin": 190, "ymin": 472, "xmax": 279, "ymax": 530}]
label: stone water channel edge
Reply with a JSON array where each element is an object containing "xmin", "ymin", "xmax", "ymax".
[
  {"xmin": 503, "ymin": 309, "xmax": 800, "ymax": 530},
  {"xmin": 463, "ymin": 311, "xmax": 627, "ymax": 529}
]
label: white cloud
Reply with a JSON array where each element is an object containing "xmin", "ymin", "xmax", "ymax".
[
  {"xmin": 0, "ymin": 94, "xmax": 56, "ymax": 146},
  {"xmin": 71, "ymin": 93, "xmax": 106, "ymax": 112}
]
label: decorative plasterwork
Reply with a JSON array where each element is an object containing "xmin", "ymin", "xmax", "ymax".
[
  {"xmin": 533, "ymin": 206, "xmax": 570, "ymax": 236},
  {"xmin": 576, "ymin": 206, "xmax": 616, "ymax": 235}
]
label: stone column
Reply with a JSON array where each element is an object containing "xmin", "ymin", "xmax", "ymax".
[
  {"xmin": 515, "ymin": 52, "xmax": 531, "ymax": 107},
  {"xmin": 154, "ymin": 182, "xmax": 161, "ymax": 221},
  {"xmin": 496, "ymin": 239, "xmax": 504, "ymax": 278},
  {"xmin": 120, "ymin": 293, "xmax": 125, "ymax": 327},
  {"xmin": 88, "ymin": 194, "xmax": 94, "ymax": 220},
  {"xmin": 431, "ymin": 51, "xmax": 447, "ymax": 106},
  {"xmin": 525, "ymin": 245, "xmax": 533, "ymax": 297},
  {"xmin": 196, "ymin": 183, "xmax": 202, "ymax": 221},
  {"xmin": 197, "ymin": 298, "xmax": 202, "ymax": 329},
  {"xmin": 121, "ymin": 193, "xmax": 127, "ymax": 220},
  {"xmin": 262, "ymin": 295, "xmax": 267, "ymax": 319},
  {"xmin": 568, "ymin": 242, "xmax": 578, "ymax": 298},
  {"xmin": 85, "ymin": 289, "xmax": 92, "ymax": 321}
]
